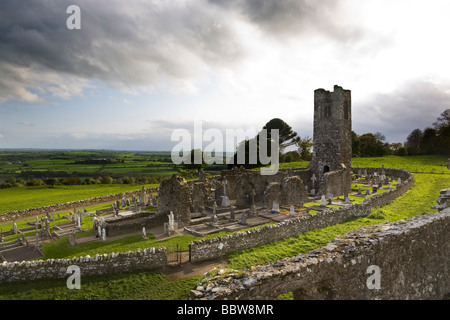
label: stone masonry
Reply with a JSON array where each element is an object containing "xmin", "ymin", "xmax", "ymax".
[{"xmin": 190, "ymin": 209, "xmax": 450, "ymax": 300}]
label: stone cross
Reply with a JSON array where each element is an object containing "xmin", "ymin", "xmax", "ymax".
[
  {"xmin": 168, "ymin": 211, "xmax": 175, "ymax": 229},
  {"xmin": 222, "ymin": 179, "xmax": 228, "ymax": 197},
  {"xmin": 311, "ymin": 174, "xmax": 317, "ymax": 189}
]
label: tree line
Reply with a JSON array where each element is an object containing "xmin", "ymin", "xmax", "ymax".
[{"xmin": 404, "ymin": 109, "xmax": 450, "ymax": 155}]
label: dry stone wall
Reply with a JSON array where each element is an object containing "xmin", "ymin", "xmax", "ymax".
[
  {"xmin": 190, "ymin": 209, "xmax": 450, "ymax": 300},
  {"xmin": 189, "ymin": 167, "xmax": 414, "ymax": 263},
  {"xmin": 0, "ymin": 247, "xmax": 166, "ymax": 283}
]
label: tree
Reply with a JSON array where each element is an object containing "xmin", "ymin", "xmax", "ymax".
[
  {"xmin": 404, "ymin": 129, "xmax": 423, "ymax": 155},
  {"xmin": 262, "ymin": 118, "xmax": 300, "ymax": 153},
  {"xmin": 433, "ymin": 109, "xmax": 450, "ymax": 130},
  {"xmin": 45, "ymin": 178, "xmax": 57, "ymax": 188},
  {"xmin": 296, "ymin": 136, "xmax": 313, "ymax": 160},
  {"xmin": 419, "ymin": 127, "xmax": 438, "ymax": 154},
  {"xmin": 352, "ymin": 131, "xmax": 360, "ymax": 157}
]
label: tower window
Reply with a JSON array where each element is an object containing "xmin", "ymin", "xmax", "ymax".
[
  {"xmin": 323, "ymin": 165, "xmax": 330, "ymax": 174},
  {"xmin": 325, "ymin": 105, "xmax": 331, "ymax": 118}
]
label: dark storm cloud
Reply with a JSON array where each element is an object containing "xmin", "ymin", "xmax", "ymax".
[
  {"xmin": 353, "ymin": 79, "xmax": 450, "ymax": 143},
  {"xmin": 0, "ymin": 0, "xmax": 366, "ymax": 103},
  {"xmin": 0, "ymin": 0, "xmax": 245, "ymax": 101},
  {"xmin": 208, "ymin": 0, "xmax": 362, "ymax": 42}
]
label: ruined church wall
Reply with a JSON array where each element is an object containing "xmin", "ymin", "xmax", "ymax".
[
  {"xmin": 0, "ymin": 247, "xmax": 167, "ymax": 283},
  {"xmin": 190, "ymin": 167, "xmax": 414, "ymax": 263},
  {"xmin": 190, "ymin": 210, "xmax": 450, "ymax": 300}
]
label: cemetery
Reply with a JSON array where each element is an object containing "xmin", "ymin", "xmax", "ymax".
[{"xmin": 0, "ymin": 85, "xmax": 448, "ymax": 300}]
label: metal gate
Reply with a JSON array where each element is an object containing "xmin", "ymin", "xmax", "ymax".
[{"xmin": 166, "ymin": 244, "xmax": 190, "ymax": 266}]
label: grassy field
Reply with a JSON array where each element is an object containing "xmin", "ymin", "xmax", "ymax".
[
  {"xmin": 0, "ymin": 155, "xmax": 448, "ymax": 300},
  {"xmin": 0, "ymin": 184, "xmax": 159, "ymax": 214}
]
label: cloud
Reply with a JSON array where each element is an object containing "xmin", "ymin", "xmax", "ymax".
[
  {"xmin": 0, "ymin": 0, "xmax": 375, "ymax": 104},
  {"xmin": 353, "ymin": 78, "xmax": 450, "ymax": 143},
  {"xmin": 0, "ymin": 134, "xmax": 4, "ymax": 139}
]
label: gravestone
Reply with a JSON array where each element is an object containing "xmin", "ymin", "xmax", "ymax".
[
  {"xmin": 272, "ymin": 201, "xmax": 280, "ymax": 213},
  {"xmin": 240, "ymin": 212, "xmax": 247, "ymax": 225},
  {"xmin": 230, "ymin": 205, "xmax": 236, "ymax": 221},
  {"xmin": 397, "ymin": 178, "xmax": 402, "ymax": 185},
  {"xmin": 345, "ymin": 196, "xmax": 350, "ymax": 204},
  {"xmin": 102, "ymin": 228, "xmax": 106, "ymax": 241},
  {"xmin": 142, "ymin": 227, "xmax": 147, "ymax": 240},
  {"xmin": 372, "ymin": 186, "xmax": 378, "ymax": 193},
  {"xmin": 366, "ymin": 189, "xmax": 371, "ymax": 196},
  {"xmin": 290, "ymin": 205, "xmax": 295, "ymax": 217},
  {"xmin": 69, "ymin": 230, "xmax": 76, "ymax": 247},
  {"xmin": 320, "ymin": 195, "xmax": 326, "ymax": 207},
  {"xmin": 358, "ymin": 187, "xmax": 362, "ymax": 195}
]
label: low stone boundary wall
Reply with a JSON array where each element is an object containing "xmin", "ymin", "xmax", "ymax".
[
  {"xmin": 190, "ymin": 209, "xmax": 450, "ymax": 300},
  {"xmin": 0, "ymin": 187, "xmax": 158, "ymax": 223},
  {"xmin": 189, "ymin": 167, "xmax": 414, "ymax": 263},
  {"xmin": 0, "ymin": 247, "xmax": 167, "ymax": 283}
]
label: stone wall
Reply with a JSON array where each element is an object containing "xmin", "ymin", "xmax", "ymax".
[
  {"xmin": 0, "ymin": 247, "xmax": 167, "ymax": 283},
  {"xmin": 190, "ymin": 209, "xmax": 450, "ymax": 300},
  {"xmin": 0, "ymin": 187, "xmax": 158, "ymax": 223},
  {"xmin": 105, "ymin": 212, "xmax": 168, "ymax": 236},
  {"xmin": 189, "ymin": 167, "xmax": 414, "ymax": 263}
]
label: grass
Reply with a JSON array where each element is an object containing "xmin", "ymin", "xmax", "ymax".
[
  {"xmin": 0, "ymin": 155, "xmax": 448, "ymax": 300},
  {"xmin": 0, "ymin": 184, "xmax": 159, "ymax": 214}
]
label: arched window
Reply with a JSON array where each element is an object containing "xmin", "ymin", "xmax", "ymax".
[{"xmin": 323, "ymin": 165, "xmax": 330, "ymax": 174}]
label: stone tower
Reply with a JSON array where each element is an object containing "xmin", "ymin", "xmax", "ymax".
[{"xmin": 308, "ymin": 85, "xmax": 352, "ymax": 196}]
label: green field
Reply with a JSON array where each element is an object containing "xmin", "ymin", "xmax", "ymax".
[
  {"xmin": 0, "ymin": 155, "xmax": 448, "ymax": 300},
  {"xmin": 0, "ymin": 184, "xmax": 159, "ymax": 214}
]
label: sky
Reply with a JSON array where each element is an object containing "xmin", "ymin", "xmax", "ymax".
[{"xmin": 1, "ymin": 0, "xmax": 450, "ymax": 152}]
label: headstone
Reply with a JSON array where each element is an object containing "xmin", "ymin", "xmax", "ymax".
[
  {"xmin": 310, "ymin": 189, "xmax": 316, "ymax": 196},
  {"xmin": 51, "ymin": 213, "xmax": 54, "ymax": 222},
  {"xmin": 327, "ymin": 194, "xmax": 333, "ymax": 205},
  {"xmin": 397, "ymin": 178, "xmax": 402, "ymax": 185},
  {"xmin": 221, "ymin": 195, "xmax": 230, "ymax": 207},
  {"xmin": 358, "ymin": 187, "xmax": 362, "ymax": 195},
  {"xmin": 35, "ymin": 232, "xmax": 39, "ymax": 249},
  {"xmin": 372, "ymin": 186, "xmax": 378, "ymax": 193},
  {"xmin": 168, "ymin": 211, "xmax": 175, "ymax": 230},
  {"xmin": 320, "ymin": 195, "xmax": 326, "ymax": 207},
  {"xmin": 77, "ymin": 214, "xmax": 82, "ymax": 230},
  {"xmin": 358, "ymin": 169, "xmax": 362, "ymax": 177},
  {"xmin": 212, "ymin": 202, "xmax": 217, "ymax": 215},
  {"xmin": 364, "ymin": 169, "xmax": 368, "ymax": 176},
  {"xmin": 290, "ymin": 205, "xmax": 295, "ymax": 217},
  {"xmin": 240, "ymin": 212, "xmax": 247, "ymax": 225},
  {"xmin": 272, "ymin": 201, "xmax": 280, "ymax": 213},
  {"xmin": 69, "ymin": 230, "xmax": 76, "ymax": 247},
  {"xmin": 97, "ymin": 225, "xmax": 102, "ymax": 238},
  {"xmin": 230, "ymin": 205, "xmax": 236, "ymax": 221},
  {"xmin": 12, "ymin": 221, "xmax": 18, "ymax": 235},
  {"xmin": 366, "ymin": 189, "xmax": 371, "ymax": 196},
  {"xmin": 142, "ymin": 227, "xmax": 147, "ymax": 240},
  {"xmin": 102, "ymin": 228, "xmax": 106, "ymax": 241},
  {"xmin": 210, "ymin": 213, "xmax": 217, "ymax": 226},
  {"xmin": 345, "ymin": 196, "xmax": 350, "ymax": 204}
]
